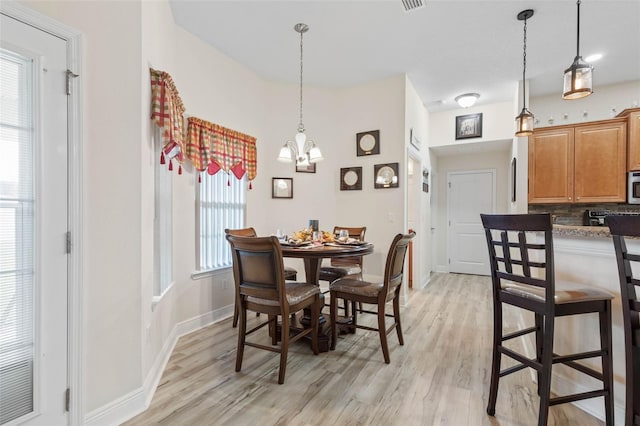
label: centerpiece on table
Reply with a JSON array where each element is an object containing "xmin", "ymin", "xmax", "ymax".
[{"xmin": 287, "ymin": 228, "xmax": 335, "ymax": 244}]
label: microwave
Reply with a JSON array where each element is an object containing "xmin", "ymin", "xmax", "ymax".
[{"xmin": 629, "ymin": 171, "xmax": 640, "ymax": 204}]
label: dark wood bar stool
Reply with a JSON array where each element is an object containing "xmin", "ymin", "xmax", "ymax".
[
  {"xmin": 607, "ymin": 215, "xmax": 640, "ymax": 426},
  {"xmin": 481, "ymin": 213, "xmax": 614, "ymax": 426},
  {"xmin": 225, "ymin": 227, "xmax": 298, "ymax": 328}
]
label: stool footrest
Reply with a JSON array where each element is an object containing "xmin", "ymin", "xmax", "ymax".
[{"xmin": 549, "ymin": 389, "xmax": 608, "ymax": 406}]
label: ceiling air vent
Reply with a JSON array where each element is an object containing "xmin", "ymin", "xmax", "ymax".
[{"xmin": 401, "ymin": 0, "xmax": 425, "ymax": 12}]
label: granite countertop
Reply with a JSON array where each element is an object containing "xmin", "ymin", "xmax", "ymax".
[{"xmin": 552, "ymin": 224, "xmax": 611, "ymax": 238}]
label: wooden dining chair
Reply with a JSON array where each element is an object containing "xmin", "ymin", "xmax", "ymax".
[
  {"xmin": 226, "ymin": 234, "xmax": 321, "ymax": 384},
  {"xmin": 225, "ymin": 227, "xmax": 298, "ymax": 328},
  {"xmin": 329, "ymin": 231, "xmax": 415, "ymax": 363},
  {"xmin": 607, "ymin": 215, "xmax": 640, "ymax": 426},
  {"xmin": 481, "ymin": 213, "xmax": 614, "ymax": 426}
]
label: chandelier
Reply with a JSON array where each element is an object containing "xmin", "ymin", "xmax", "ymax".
[
  {"xmin": 563, "ymin": 0, "xmax": 593, "ymax": 99},
  {"xmin": 277, "ymin": 23, "xmax": 323, "ymax": 165},
  {"xmin": 515, "ymin": 9, "xmax": 535, "ymax": 137}
]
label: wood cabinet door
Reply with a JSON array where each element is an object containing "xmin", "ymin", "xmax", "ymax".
[
  {"xmin": 528, "ymin": 128, "xmax": 574, "ymax": 203},
  {"xmin": 628, "ymin": 111, "xmax": 640, "ymax": 171},
  {"xmin": 574, "ymin": 121, "xmax": 627, "ymax": 203}
]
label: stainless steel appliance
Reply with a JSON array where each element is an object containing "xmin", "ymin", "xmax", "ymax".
[
  {"xmin": 584, "ymin": 209, "xmax": 640, "ymax": 226},
  {"xmin": 629, "ymin": 171, "xmax": 640, "ymax": 204}
]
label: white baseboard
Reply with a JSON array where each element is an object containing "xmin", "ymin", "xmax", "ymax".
[
  {"xmin": 84, "ymin": 304, "xmax": 234, "ymax": 426},
  {"xmin": 435, "ymin": 264, "xmax": 448, "ymax": 273}
]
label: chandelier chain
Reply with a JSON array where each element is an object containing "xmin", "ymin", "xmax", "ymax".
[
  {"xmin": 298, "ymin": 28, "xmax": 304, "ymax": 131},
  {"xmin": 576, "ymin": 0, "xmax": 581, "ymax": 57}
]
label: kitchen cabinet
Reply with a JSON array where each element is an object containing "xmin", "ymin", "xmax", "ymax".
[
  {"xmin": 528, "ymin": 118, "xmax": 627, "ymax": 204},
  {"xmin": 619, "ymin": 108, "xmax": 640, "ymax": 171}
]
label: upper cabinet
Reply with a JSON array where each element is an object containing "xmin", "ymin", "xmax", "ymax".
[
  {"xmin": 528, "ymin": 118, "xmax": 627, "ymax": 204},
  {"xmin": 619, "ymin": 108, "xmax": 640, "ymax": 171}
]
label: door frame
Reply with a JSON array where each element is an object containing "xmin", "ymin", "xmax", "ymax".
[
  {"xmin": 446, "ymin": 168, "xmax": 496, "ymax": 274},
  {"xmin": 1, "ymin": 2, "xmax": 84, "ymax": 424}
]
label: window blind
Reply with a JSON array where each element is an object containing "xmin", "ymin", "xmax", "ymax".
[
  {"xmin": 197, "ymin": 173, "xmax": 246, "ymax": 271},
  {"xmin": 0, "ymin": 48, "xmax": 35, "ymax": 424}
]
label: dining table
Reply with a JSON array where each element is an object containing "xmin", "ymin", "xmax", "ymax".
[{"xmin": 279, "ymin": 240, "xmax": 374, "ymax": 352}]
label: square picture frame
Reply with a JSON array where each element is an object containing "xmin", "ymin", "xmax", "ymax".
[
  {"xmin": 455, "ymin": 113, "xmax": 483, "ymax": 140},
  {"xmin": 340, "ymin": 167, "xmax": 362, "ymax": 191},
  {"xmin": 272, "ymin": 177, "xmax": 293, "ymax": 199},
  {"xmin": 356, "ymin": 130, "xmax": 380, "ymax": 156},
  {"xmin": 374, "ymin": 162, "xmax": 399, "ymax": 189},
  {"xmin": 409, "ymin": 128, "xmax": 421, "ymax": 151},
  {"xmin": 295, "ymin": 161, "xmax": 316, "ymax": 173}
]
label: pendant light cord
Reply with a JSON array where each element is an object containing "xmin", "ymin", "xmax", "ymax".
[
  {"xmin": 576, "ymin": 0, "xmax": 581, "ymax": 57},
  {"xmin": 522, "ymin": 15, "xmax": 528, "ymax": 110},
  {"xmin": 298, "ymin": 29, "xmax": 304, "ymax": 131}
]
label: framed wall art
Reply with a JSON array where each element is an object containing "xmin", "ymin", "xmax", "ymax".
[
  {"xmin": 356, "ymin": 130, "xmax": 380, "ymax": 156},
  {"xmin": 272, "ymin": 177, "xmax": 293, "ymax": 199},
  {"xmin": 295, "ymin": 161, "xmax": 316, "ymax": 173},
  {"xmin": 455, "ymin": 113, "xmax": 483, "ymax": 140},
  {"xmin": 409, "ymin": 128, "xmax": 421, "ymax": 151},
  {"xmin": 374, "ymin": 163, "xmax": 399, "ymax": 189},
  {"xmin": 340, "ymin": 167, "xmax": 362, "ymax": 190}
]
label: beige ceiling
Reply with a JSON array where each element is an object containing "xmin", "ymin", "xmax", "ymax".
[{"xmin": 169, "ymin": 0, "xmax": 640, "ymax": 112}]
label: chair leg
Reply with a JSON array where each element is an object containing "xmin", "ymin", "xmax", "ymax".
[
  {"xmin": 378, "ymin": 302, "xmax": 390, "ymax": 364},
  {"xmin": 599, "ymin": 302, "xmax": 614, "ymax": 426},
  {"xmin": 235, "ymin": 300, "xmax": 246, "ymax": 372},
  {"xmin": 486, "ymin": 302, "xmax": 502, "ymax": 416},
  {"xmin": 269, "ymin": 315, "xmax": 277, "ymax": 345},
  {"xmin": 232, "ymin": 299, "xmax": 239, "ymax": 328},
  {"xmin": 537, "ymin": 315, "xmax": 554, "ymax": 426},
  {"xmin": 535, "ymin": 313, "xmax": 543, "ymax": 396},
  {"xmin": 393, "ymin": 292, "xmax": 404, "ymax": 345},
  {"xmin": 330, "ymin": 292, "xmax": 338, "ymax": 350},
  {"xmin": 278, "ymin": 313, "xmax": 289, "ymax": 384}
]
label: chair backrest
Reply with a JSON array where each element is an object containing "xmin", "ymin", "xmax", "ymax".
[
  {"xmin": 480, "ymin": 213, "xmax": 555, "ymax": 311},
  {"xmin": 225, "ymin": 234, "xmax": 288, "ymax": 311},
  {"xmin": 607, "ymin": 215, "xmax": 640, "ymax": 358},
  {"xmin": 331, "ymin": 226, "xmax": 367, "ymax": 267},
  {"xmin": 225, "ymin": 227, "xmax": 258, "ymax": 237},
  {"xmin": 381, "ymin": 231, "xmax": 415, "ymax": 300}
]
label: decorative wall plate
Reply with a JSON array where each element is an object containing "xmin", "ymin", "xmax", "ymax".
[
  {"xmin": 356, "ymin": 130, "xmax": 380, "ymax": 156},
  {"xmin": 374, "ymin": 163, "xmax": 399, "ymax": 189},
  {"xmin": 340, "ymin": 167, "xmax": 362, "ymax": 190}
]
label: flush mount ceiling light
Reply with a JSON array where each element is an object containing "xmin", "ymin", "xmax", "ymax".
[
  {"xmin": 515, "ymin": 9, "xmax": 535, "ymax": 137},
  {"xmin": 455, "ymin": 93, "xmax": 480, "ymax": 108},
  {"xmin": 563, "ymin": 0, "xmax": 593, "ymax": 100},
  {"xmin": 277, "ymin": 23, "xmax": 323, "ymax": 165}
]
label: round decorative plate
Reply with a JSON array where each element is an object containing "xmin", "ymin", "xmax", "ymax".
[
  {"xmin": 358, "ymin": 133, "xmax": 376, "ymax": 152},
  {"xmin": 377, "ymin": 166, "xmax": 395, "ymax": 184},
  {"xmin": 343, "ymin": 170, "xmax": 359, "ymax": 186}
]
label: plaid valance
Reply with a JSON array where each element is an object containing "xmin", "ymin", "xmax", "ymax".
[
  {"xmin": 186, "ymin": 116, "xmax": 257, "ymax": 182},
  {"xmin": 150, "ymin": 68, "xmax": 185, "ymax": 164}
]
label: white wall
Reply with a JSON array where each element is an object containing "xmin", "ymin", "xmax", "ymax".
[{"xmin": 531, "ymin": 80, "xmax": 640, "ymax": 127}]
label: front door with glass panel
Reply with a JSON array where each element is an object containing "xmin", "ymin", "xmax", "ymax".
[{"xmin": 1, "ymin": 13, "xmax": 69, "ymax": 426}]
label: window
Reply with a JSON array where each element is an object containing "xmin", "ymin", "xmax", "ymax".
[
  {"xmin": 153, "ymin": 128, "xmax": 173, "ymax": 297},
  {"xmin": 0, "ymin": 48, "xmax": 35, "ymax": 424},
  {"xmin": 197, "ymin": 172, "xmax": 246, "ymax": 271}
]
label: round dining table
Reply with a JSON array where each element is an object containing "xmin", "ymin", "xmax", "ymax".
[{"xmin": 279, "ymin": 241, "xmax": 374, "ymax": 352}]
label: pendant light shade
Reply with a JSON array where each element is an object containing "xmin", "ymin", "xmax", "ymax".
[
  {"xmin": 563, "ymin": 0, "xmax": 593, "ymax": 99},
  {"xmin": 515, "ymin": 9, "xmax": 535, "ymax": 137},
  {"xmin": 277, "ymin": 23, "xmax": 324, "ymax": 165}
]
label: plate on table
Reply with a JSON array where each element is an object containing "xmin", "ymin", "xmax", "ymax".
[
  {"xmin": 334, "ymin": 238, "xmax": 367, "ymax": 246},
  {"xmin": 280, "ymin": 239, "xmax": 312, "ymax": 247}
]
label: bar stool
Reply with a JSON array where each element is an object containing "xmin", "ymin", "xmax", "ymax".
[
  {"xmin": 481, "ymin": 213, "xmax": 614, "ymax": 426},
  {"xmin": 608, "ymin": 215, "xmax": 640, "ymax": 426}
]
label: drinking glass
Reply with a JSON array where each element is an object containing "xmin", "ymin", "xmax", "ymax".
[{"xmin": 339, "ymin": 229, "xmax": 349, "ymax": 242}]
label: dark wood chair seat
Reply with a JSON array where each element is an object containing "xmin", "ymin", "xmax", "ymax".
[
  {"xmin": 226, "ymin": 234, "xmax": 320, "ymax": 384},
  {"xmin": 329, "ymin": 232, "xmax": 415, "ymax": 364},
  {"xmin": 481, "ymin": 213, "xmax": 614, "ymax": 426},
  {"xmin": 607, "ymin": 215, "xmax": 640, "ymax": 426}
]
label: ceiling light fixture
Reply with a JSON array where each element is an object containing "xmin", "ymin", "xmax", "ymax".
[
  {"xmin": 278, "ymin": 23, "xmax": 323, "ymax": 165},
  {"xmin": 455, "ymin": 93, "xmax": 480, "ymax": 108},
  {"xmin": 515, "ymin": 9, "xmax": 535, "ymax": 137},
  {"xmin": 563, "ymin": 0, "xmax": 593, "ymax": 99}
]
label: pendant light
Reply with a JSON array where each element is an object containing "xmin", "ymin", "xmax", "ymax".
[
  {"xmin": 515, "ymin": 9, "xmax": 534, "ymax": 137},
  {"xmin": 277, "ymin": 23, "xmax": 323, "ymax": 165},
  {"xmin": 563, "ymin": 0, "xmax": 593, "ymax": 99}
]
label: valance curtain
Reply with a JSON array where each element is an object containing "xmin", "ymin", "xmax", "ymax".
[
  {"xmin": 186, "ymin": 116, "xmax": 257, "ymax": 186},
  {"xmin": 150, "ymin": 68, "xmax": 186, "ymax": 168}
]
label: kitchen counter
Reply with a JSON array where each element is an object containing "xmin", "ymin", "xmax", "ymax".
[{"xmin": 552, "ymin": 224, "xmax": 611, "ymax": 238}]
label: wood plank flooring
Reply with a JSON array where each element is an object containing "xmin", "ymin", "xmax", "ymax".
[{"xmin": 123, "ymin": 273, "xmax": 603, "ymax": 426}]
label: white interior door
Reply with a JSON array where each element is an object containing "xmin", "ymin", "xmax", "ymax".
[
  {"xmin": 1, "ymin": 13, "xmax": 69, "ymax": 426},
  {"xmin": 447, "ymin": 170, "xmax": 495, "ymax": 275}
]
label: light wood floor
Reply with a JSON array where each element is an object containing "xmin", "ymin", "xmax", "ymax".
[{"xmin": 123, "ymin": 273, "xmax": 603, "ymax": 426}]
